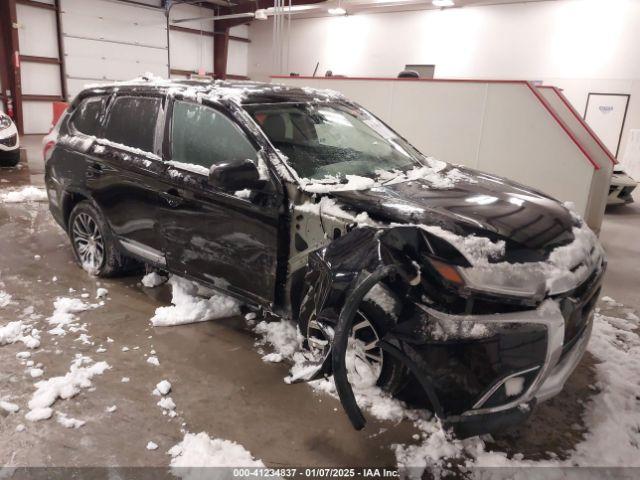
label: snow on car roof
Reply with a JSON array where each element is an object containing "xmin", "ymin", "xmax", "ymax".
[{"xmin": 78, "ymin": 74, "xmax": 344, "ymax": 107}]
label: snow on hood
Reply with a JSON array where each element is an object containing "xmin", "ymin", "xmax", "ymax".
[{"xmin": 297, "ymin": 158, "xmax": 476, "ymax": 194}]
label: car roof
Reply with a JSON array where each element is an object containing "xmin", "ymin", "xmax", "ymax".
[{"xmin": 75, "ymin": 77, "xmax": 344, "ymax": 107}]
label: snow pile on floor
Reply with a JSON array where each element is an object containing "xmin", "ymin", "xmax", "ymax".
[
  {"xmin": 155, "ymin": 380, "xmax": 172, "ymax": 396},
  {"xmin": 0, "ymin": 321, "xmax": 40, "ymax": 349},
  {"xmin": 26, "ymin": 354, "xmax": 110, "ymax": 422},
  {"xmin": 251, "ymin": 318, "xmax": 409, "ymax": 422},
  {"xmin": 56, "ymin": 412, "xmax": 85, "ymax": 429},
  {"xmin": 0, "ymin": 400, "xmax": 20, "ymax": 413},
  {"xmin": 253, "ymin": 318, "xmax": 303, "ymax": 363},
  {"xmin": 168, "ymin": 432, "xmax": 265, "ymax": 472},
  {"xmin": 142, "ymin": 271, "xmax": 167, "ymax": 288},
  {"xmin": 394, "ymin": 308, "xmax": 640, "ymax": 474},
  {"xmin": 559, "ymin": 311, "xmax": 640, "ymax": 465},
  {"xmin": 150, "ymin": 276, "xmax": 240, "ymax": 327},
  {"xmin": 47, "ymin": 297, "xmax": 94, "ymax": 335},
  {"xmin": 0, "ymin": 290, "xmax": 12, "ymax": 307},
  {"xmin": 0, "ymin": 186, "xmax": 48, "ymax": 203}
]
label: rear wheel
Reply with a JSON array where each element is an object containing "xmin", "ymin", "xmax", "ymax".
[{"xmin": 68, "ymin": 201, "xmax": 133, "ymax": 277}]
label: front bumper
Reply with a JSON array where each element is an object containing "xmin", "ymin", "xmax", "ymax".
[
  {"xmin": 0, "ymin": 123, "xmax": 19, "ymax": 152},
  {"xmin": 608, "ymin": 172, "xmax": 637, "ymax": 205},
  {"xmin": 387, "ymin": 264, "xmax": 603, "ymax": 435}
]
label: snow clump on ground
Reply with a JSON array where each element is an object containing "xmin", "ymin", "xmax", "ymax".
[
  {"xmin": 26, "ymin": 354, "xmax": 110, "ymax": 422},
  {"xmin": 0, "ymin": 186, "xmax": 48, "ymax": 203},
  {"xmin": 168, "ymin": 432, "xmax": 265, "ymax": 471},
  {"xmin": 150, "ymin": 276, "xmax": 240, "ymax": 327}
]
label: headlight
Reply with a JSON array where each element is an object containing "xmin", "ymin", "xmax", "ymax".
[
  {"xmin": 458, "ymin": 263, "xmax": 548, "ymax": 299},
  {"xmin": 427, "ymin": 256, "xmax": 546, "ymax": 299},
  {"xmin": 0, "ymin": 114, "xmax": 12, "ymax": 130},
  {"xmin": 427, "ymin": 241, "xmax": 603, "ymax": 301}
]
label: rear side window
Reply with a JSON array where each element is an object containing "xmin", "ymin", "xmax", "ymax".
[
  {"xmin": 170, "ymin": 100, "xmax": 257, "ymax": 172},
  {"xmin": 70, "ymin": 97, "xmax": 105, "ymax": 136},
  {"xmin": 103, "ymin": 96, "xmax": 161, "ymax": 152}
]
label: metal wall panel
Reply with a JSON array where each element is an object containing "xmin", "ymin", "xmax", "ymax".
[
  {"xmin": 228, "ymin": 25, "xmax": 249, "ymax": 77},
  {"xmin": 64, "ymin": 36, "xmax": 168, "ymax": 81},
  {"xmin": 168, "ymin": 3, "xmax": 214, "ymax": 76},
  {"xmin": 61, "ymin": 0, "xmax": 168, "ymax": 100},
  {"xmin": 16, "ymin": 2, "xmax": 61, "ymax": 133},
  {"xmin": 17, "ymin": 4, "xmax": 59, "ymax": 58},
  {"xmin": 227, "ymin": 39, "xmax": 248, "ymax": 77},
  {"xmin": 22, "ymin": 101, "xmax": 56, "ymax": 134},
  {"xmin": 20, "ymin": 63, "xmax": 62, "ymax": 96},
  {"xmin": 169, "ymin": 3, "xmax": 214, "ymax": 32},
  {"xmin": 169, "ymin": 31, "xmax": 214, "ymax": 74}
]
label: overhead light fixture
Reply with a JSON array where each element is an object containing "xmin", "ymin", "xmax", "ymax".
[
  {"xmin": 432, "ymin": 0, "xmax": 455, "ymax": 7},
  {"xmin": 328, "ymin": 7, "xmax": 346, "ymax": 15}
]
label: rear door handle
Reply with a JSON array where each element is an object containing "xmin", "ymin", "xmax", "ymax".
[{"xmin": 160, "ymin": 189, "xmax": 183, "ymax": 208}]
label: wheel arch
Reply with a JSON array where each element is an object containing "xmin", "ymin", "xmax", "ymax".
[{"xmin": 61, "ymin": 190, "xmax": 92, "ymax": 228}]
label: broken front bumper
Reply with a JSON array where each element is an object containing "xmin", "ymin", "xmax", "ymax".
[{"xmin": 391, "ymin": 265, "xmax": 603, "ymax": 436}]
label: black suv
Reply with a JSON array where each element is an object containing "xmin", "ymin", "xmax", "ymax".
[{"xmin": 45, "ymin": 79, "xmax": 605, "ymax": 436}]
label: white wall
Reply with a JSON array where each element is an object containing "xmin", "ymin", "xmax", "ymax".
[{"xmin": 248, "ymin": 0, "xmax": 640, "ymax": 161}]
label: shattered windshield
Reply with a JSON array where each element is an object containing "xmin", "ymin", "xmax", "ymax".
[{"xmin": 246, "ymin": 102, "xmax": 424, "ymax": 183}]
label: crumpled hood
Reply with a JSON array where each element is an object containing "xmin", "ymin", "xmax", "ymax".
[{"xmin": 330, "ymin": 167, "xmax": 576, "ymax": 260}]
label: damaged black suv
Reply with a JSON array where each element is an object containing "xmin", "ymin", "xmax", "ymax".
[{"xmin": 44, "ymin": 78, "xmax": 605, "ymax": 436}]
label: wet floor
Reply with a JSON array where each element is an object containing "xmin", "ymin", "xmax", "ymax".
[{"xmin": 0, "ymin": 136, "xmax": 638, "ymax": 469}]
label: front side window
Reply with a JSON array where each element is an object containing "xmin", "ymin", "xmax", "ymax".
[
  {"xmin": 170, "ymin": 101, "xmax": 257, "ymax": 172},
  {"xmin": 103, "ymin": 96, "xmax": 161, "ymax": 152},
  {"xmin": 246, "ymin": 103, "xmax": 424, "ymax": 181},
  {"xmin": 70, "ymin": 96, "xmax": 105, "ymax": 136}
]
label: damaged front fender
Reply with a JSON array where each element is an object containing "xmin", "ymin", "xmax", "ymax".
[{"xmin": 297, "ymin": 226, "xmax": 442, "ymax": 429}]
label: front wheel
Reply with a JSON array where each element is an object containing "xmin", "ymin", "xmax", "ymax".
[
  {"xmin": 68, "ymin": 201, "xmax": 133, "ymax": 277},
  {"xmin": 300, "ymin": 288, "xmax": 409, "ymax": 394}
]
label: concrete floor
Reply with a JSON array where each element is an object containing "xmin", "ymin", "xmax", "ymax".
[{"xmin": 0, "ymin": 135, "xmax": 638, "ymax": 469}]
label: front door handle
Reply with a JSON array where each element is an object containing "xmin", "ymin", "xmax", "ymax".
[
  {"xmin": 86, "ymin": 163, "xmax": 103, "ymax": 178},
  {"xmin": 160, "ymin": 189, "xmax": 183, "ymax": 208}
]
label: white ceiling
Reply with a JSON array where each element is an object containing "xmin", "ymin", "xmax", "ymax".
[{"xmin": 274, "ymin": 0, "xmax": 559, "ymax": 18}]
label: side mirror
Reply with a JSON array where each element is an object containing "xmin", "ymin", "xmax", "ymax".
[{"xmin": 208, "ymin": 158, "xmax": 267, "ymax": 191}]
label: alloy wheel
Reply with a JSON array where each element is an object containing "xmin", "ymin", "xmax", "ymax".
[
  {"xmin": 72, "ymin": 212, "xmax": 105, "ymax": 273},
  {"xmin": 307, "ymin": 311, "xmax": 384, "ymax": 385}
]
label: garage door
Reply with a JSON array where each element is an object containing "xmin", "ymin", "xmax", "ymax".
[{"xmin": 61, "ymin": 0, "xmax": 168, "ymax": 100}]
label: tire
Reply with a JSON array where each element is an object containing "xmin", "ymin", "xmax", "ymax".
[
  {"xmin": 67, "ymin": 200, "xmax": 133, "ymax": 277},
  {"xmin": 0, "ymin": 150, "xmax": 20, "ymax": 167},
  {"xmin": 356, "ymin": 299, "xmax": 409, "ymax": 395},
  {"xmin": 299, "ymin": 284, "xmax": 409, "ymax": 395}
]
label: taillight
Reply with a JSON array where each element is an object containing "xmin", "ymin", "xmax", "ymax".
[{"xmin": 43, "ymin": 140, "xmax": 55, "ymax": 162}]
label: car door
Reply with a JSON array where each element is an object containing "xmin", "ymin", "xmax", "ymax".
[
  {"xmin": 89, "ymin": 93, "xmax": 168, "ymax": 266},
  {"xmin": 157, "ymin": 98, "xmax": 282, "ymax": 305}
]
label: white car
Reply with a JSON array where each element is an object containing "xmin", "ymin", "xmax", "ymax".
[
  {"xmin": 608, "ymin": 165, "xmax": 637, "ymax": 206},
  {"xmin": 0, "ymin": 112, "xmax": 20, "ymax": 167}
]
